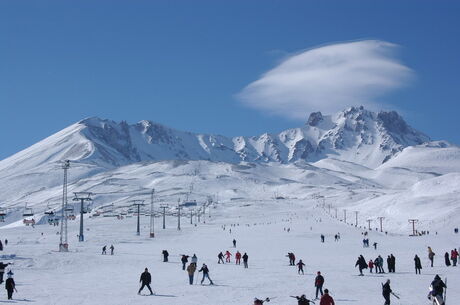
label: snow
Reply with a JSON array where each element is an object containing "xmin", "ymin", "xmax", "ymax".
[{"xmin": 0, "ymin": 198, "xmax": 458, "ymax": 305}]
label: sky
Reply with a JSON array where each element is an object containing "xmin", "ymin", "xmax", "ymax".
[{"xmin": 1, "ymin": 0, "xmax": 460, "ymax": 160}]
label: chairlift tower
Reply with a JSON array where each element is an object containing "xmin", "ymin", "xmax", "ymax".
[
  {"xmin": 59, "ymin": 160, "xmax": 70, "ymax": 252},
  {"xmin": 408, "ymin": 219, "xmax": 419, "ymax": 236},
  {"xmin": 377, "ymin": 216, "xmax": 385, "ymax": 232},
  {"xmin": 177, "ymin": 198, "xmax": 181, "ymax": 231},
  {"xmin": 160, "ymin": 204, "xmax": 168, "ymax": 229},
  {"xmin": 354, "ymin": 211, "xmax": 359, "ymax": 227},
  {"xmin": 73, "ymin": 192, "xmax": 92, "ymax": 242},
  {"xmin": 131, "ymin": 200, "xmax": 145, "ymax": 236},
  {"xmin": 150, "ymin": 189, "xmax": 155, "ymax": 238},
  {"xmin": 366, "ymin": 219, "xmax": 372, "ymax": 230}
]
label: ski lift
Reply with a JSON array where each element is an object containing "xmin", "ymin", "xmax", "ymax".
[{"xmin": 23, "ymin": 206, "xmax": 34, "ymax": 217}]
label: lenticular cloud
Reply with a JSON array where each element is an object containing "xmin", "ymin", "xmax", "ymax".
[{"xmin": 238, "ymin": 40, "xmax": 413, "ymax": 119}]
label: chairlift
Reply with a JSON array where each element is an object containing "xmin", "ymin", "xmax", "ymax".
[{"xmin": 23, "ymin": 207, "xmax": 34, "ymax": 217}]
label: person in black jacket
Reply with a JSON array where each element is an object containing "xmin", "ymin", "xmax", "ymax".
[
  {"xmin": 198, "ymin": 264, "xmax": 214, "ymax": 285},
  {"xmin": 314, "ymin": 271, "xmax": 324, "ymax": 299},
  {"xmin": 162, "ymin": 250, "xmax": 169, "ymax": 262},
  {"xmin": 292, "ymin": 295, "xmax": 313, "ymax": 305},
  {"xmin": 5, "ymin": 271, "xmax": 16, "ymax": 300},
  {"xmin": 355, "ymin": 255, "xmax": 367, "ymax": 276},
  {"xmin": 138, "ymin": 268, "xmax": 153, "ymax": 295},
  {"xmin": 414, "ymin": 255, "xmax": 422, "ymax": 274},
  {"xmin": 181, "ymin": 255, "xmax": 189, "ymax": 270},
  {"xmin": 382, "ymin": 279, "xmax": 392, "ymax": 305},
  {"xmin": 243, "ymin": 253, "xmax": 249, "ymax": 268},
  {"xmin": 218, "ymin": 252, "xmax": 224, "ymax": 264},
  {"xmin": 430, "ymin": 275, "xmax": 446, "ymax": 297}
]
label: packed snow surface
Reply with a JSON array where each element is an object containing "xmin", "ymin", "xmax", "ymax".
[{"xmin": 0, "ymin": 199, "xmax": 458, "ymax": 305}]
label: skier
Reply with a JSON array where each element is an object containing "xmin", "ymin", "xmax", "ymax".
[
  {"xmin": 429, "ymin": 275, "xmax": 446, "ymax": 305},
  {"xmin": 355, "ymin": 255, "xmax": 367, "ymax": 275},
  {"xmin": 225, "ymin": 250, "xmax": 232, "ymax": 263},
  {"xmin": 233, "ymin": 239, "xmax": 237, "ymax": 248},
  {"xmin": 235, "ymin": 251, "xmax": 241, "ymax": 265},
  {"xmin": 5, "ymin": 271, "xmax": 16, "ymax": 300},
  {"xmin": 102, "ymin": 245, "xmax": 107, "ymax": 255},
  {"xmin": 186, "ymin": 262, "xmax": 196, "ymax": 285},
  {"xmin": 138, "ymin": 268, "xmax": 154, "ymax": 295},
  {"xmin": 191, "ymin": 253, "xmax": 198, "ymax": 264},
  {"xmin": 181, "ymin": 255, "xmax": 189, "ymax": 270},
  {"xmin": 297, "ymin": 259, "xmax": 305, "ymax": 275},
  {"xmin": 444, "ymin": 252, "xmax": 451, "ymax": 266},
  {"xmin": 428, "ymin": 247, "xmax": 435, "ymax": 267},
  {"xmin": 451, "ymin": 248, "xmax": 458, "ymax": 266},
  {"xmin": 368, "ymin": 259, "xmax": 374, "ymax": 273},
  {"xmin": 373, "ymin": 242, "xmax": 378, "ymax": 250},
  {"xmin": 291, "ymin": 294, "xmax": 314, "ymax": 305},
  {"xmin": 4, "ymin": 240, "xmax": 7, "ymax": 246},
  {"xmin": 0, "ymin": 240, "xmax": 3, "ymax": 251},
  {"xmin": 0, "ymin": 262, "xmax": 10, "ymax": 284},
  {"xmin": 287, "ymin": 252, "xmax": 296, "ymax": 266},
  {"xmin": 386, "ymin": 256, "xmax": 391, "ymax": 273},
  {"xmin": 198, "ymin": 263, "xmax": 214, "ymax": 285},
  {"xmin": 315, "ymin": 271, "xmax": 324, "ymax": 299},
  {"xmin": 243, "ymin": 252, "xmax": 249, "ymax": 268},
  {"xmin": 319, "ymin": 289, "xmax": 335, "ymax": 305},
  {"xmin": 110, "ymin": 245, "xmax": 114, "ymax": 255},
  {"xmin": 414, "ymin": 254, "xmax": 422, "ymax": 274},
  {"xmin": 162, "ymin": 250, "xmax": 169, "ymax": 262},
  {"xmin": 321, "ymin": 234, "xmax": 325, "ymax": 243},
  {"xmin": 382, "ymin": 279, "xmax": 392, "ymax": 305},
  {"xmin": 218, "ymin": 252, "xmax": 225, "ymax": 264}
]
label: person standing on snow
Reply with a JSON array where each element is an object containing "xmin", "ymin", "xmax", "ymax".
[
  {"xmin": 428, "ymin": 247, "xmax": 435, "ymax": 267},
  {"xmin": 110, "ymin": 245, "xmax": 114, "ymax": 255},
  {"xmin": 138, "ymin": 268, "xmax": 154, "ymax": 295},
  {"xmin": 233, "ymin": 239, "xmax": 237, "ymax": 248},
  {"xmin": 218, "ymin": 252, "xmax": 225, "ymax": 264},
  {"xmin": 382, "ymin": 279, "xmax": 392, "ymax": 305},
  {"xmin": 225, "ymin": 250, "xmax": 232, "ymax": 263},
  {"xmin": 319, "ymin": 289, "xmax": 335, "ymax": 305},
  {"xmin": 5, "ymin": 271, "xmax": 16, "ymax": 300},
  {"xmin": 101, "ymin": 245, "xmax": 107, "ymax": 255},
  {"xmin": 162, "ymin": 250, "xmax": 169, "ymax": 262},
  {"xmin": 191, "ymin": 254, "xmax": 198, "ymax": 264},
  {"xmin": 429, "ymin": 275, "xmax": 446, "ymax": 304},
  {"xmin": 186, "ymin": 263, "xmax": 196, "ymax": 285},
  {"xmin": 243, "ymin": 252, "xmax": 249, "ymax": 268},
  {"xmin": 451, "ymin": 248, "xmax": 459, "ymax": 266},
  {"xmin": 390, "ymin": 254, "xmax": 396, "ymax": 272},
  {"xmin": 315, "ymin": 271, "xmax": 324, "ymax": 299},
  {"xmin": 235, "ymin": 251, "xmax": 241, "ymax": 265},
  {"xmin": 368, "ymin": 259, "xmax": 374, "ymax": 273},
  {"xmin": 355, "ymin": 255, "xmax": 367, "ymax": 275},
  {"xmin": 373, "ymin": 242, "xmax": 378, "ymax": 250},
  {"xmin": 414, "ymin": 255, "xmax": 422, "ymax": 274},
  {"xmin": 181, "ymin": 255, "xmax": 189, "ymax": 270},
  {"xmin": 444, "ymin": 252, "xmax": 451, "ymax": 266},
  {"xmin": 297, "ymin": 259, "xmax": 305, "ymax": 275},
  {"xmin": 198, "ymin": 263, "xmax": 214, "ymax": 285}
]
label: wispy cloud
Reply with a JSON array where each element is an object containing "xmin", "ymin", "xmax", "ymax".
[{"xmin": 238, "ymin": 40, "xmax": 413, "ymax": 119}]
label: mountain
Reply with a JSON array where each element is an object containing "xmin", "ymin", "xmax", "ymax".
[
  {"xmin": 0, "ymin": 106, "xmax": 430, "ymax": 171},
  {"xmin": 1, "ymin": 106, "xmax": 459, "ymax": 231}
]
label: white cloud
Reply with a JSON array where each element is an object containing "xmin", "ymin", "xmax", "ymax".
[{"xmin": 238, "ymin": 40, "xmax": 413, "ymax": 119}]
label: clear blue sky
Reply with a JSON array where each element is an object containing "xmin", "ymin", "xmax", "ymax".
[{"xmin": 1, "ymin": 1, "xmax": 460, "ymax": 160}]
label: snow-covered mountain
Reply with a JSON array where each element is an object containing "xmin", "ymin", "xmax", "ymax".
[
  {"xmin": 0, "ymin": 106, "xmax": 459, "ymax": 231},
  {"xmin": 0, "ymin": 106, "xmax": 429, "ymax": 171}
]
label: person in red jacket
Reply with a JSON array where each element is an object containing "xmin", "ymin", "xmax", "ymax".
[
  {"xmin": 368, "ymin": 259, "xmax": 374, "ymax": 273},
  {"xmin": 235, "ymin": 251, "xmax": 242, "ymax": 265},
  {"xmin": 320, "ymin": 289, "xmax": 335, "ymax": 305},
  {"xmin": 225, "ymin": 251, "xmax": 232, "ymax": 263},
  {"xmin": 451, "ymin": 249, "xmax": 459, "ymax": 266}
]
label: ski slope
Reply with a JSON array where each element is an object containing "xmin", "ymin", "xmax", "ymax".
[{"xmin": 0, "ymin": 197, "xmax": 458, "ymax": 305}]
